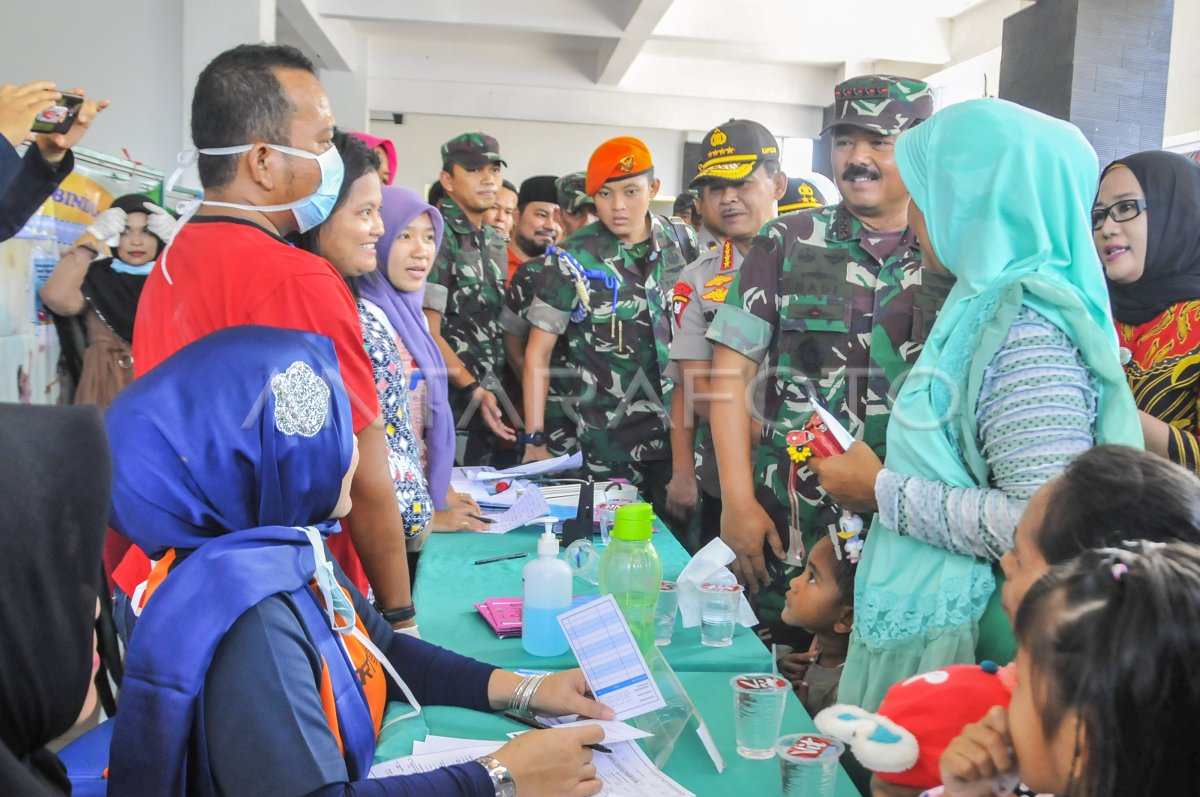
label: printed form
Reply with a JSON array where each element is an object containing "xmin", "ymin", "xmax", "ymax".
[
  {"xmin": 370, "ymin": 739, "xmax": 692, "ymax": 796},
  {"xmin": 557, "ymin": 594, "xmax": 666, "ymax": 721}
]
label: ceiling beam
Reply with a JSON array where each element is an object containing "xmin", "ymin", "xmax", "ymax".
[
  {"xmin": 368, "ymin": 76, "xmax": 824, "ymax": 138},
  {"xmin": 318, "ymin": 0, "xmax": 622, "ymax": 38},
  {"xmin": 278, "ymin": 0, "xmax": 364, "ymax": 71},
  {"xmin": 596, "ymin": 0, "xmax": 677, "ymax": 85}
]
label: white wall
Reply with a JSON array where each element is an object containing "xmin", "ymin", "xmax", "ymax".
[
  {"xmin": 1165, "ymin": 0, "xmax": 1200, "ymax": 140},
  {"xmin": 0, "ymin": 1, "xmax": 185, "ymax": 177},
  {"xmin": 370, "ymin": 114, "xmax": 691, "ymax": 198}
]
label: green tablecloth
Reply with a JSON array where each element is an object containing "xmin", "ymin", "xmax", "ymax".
[
  {"xmin": 374, "ymin": 671, "xmax": 859, "ymax": 797},
  {"xmin": 414, "ymin": 523, "xmax": 771, "ymax": 673}
]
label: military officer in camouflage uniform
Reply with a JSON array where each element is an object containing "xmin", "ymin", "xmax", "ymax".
[
  {"xmin": 555, "ymin": 171, "xmax": 597, "ymax": 238},
  {"xmin": 706, "ymin": 76, "xmax": 950, "ymax": 625},
  {"xmin": 667, "ymin": 119, "xmax": 787, "ymax": 548},
  {"xmin": 496, "ymin": 173, "xmax": 594, "ymax": 459},
  {"xmin": 423, "ymin": 133, "xmax": 517, "ymax": 465},
  {"xmin": 501, "ymin": 254, "xmax": 580, "ymax": 460},
  {"xmin": 523, "ymin": 137, "xmax": 697, "ymax": 539}
]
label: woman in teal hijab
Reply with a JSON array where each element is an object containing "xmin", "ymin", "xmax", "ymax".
[{"xmin": 809, "ymin": 98, "xmax": 1141, "ymax": 710}]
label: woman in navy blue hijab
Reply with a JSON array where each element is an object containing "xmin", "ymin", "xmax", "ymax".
[{"xmin": 106, "ymin": 326, "xmax": 609, "ymax": 797}]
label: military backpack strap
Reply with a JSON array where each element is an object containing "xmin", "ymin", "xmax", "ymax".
[{"xmin": 660, "ymin": 214, "xmax": 699, "ymax": 264}]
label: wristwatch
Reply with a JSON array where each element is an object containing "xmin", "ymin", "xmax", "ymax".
[
  {"xmin": 520, "ymin": 430, "xmax": 547, "ymax": 447},
  {"xmin": 475, "ymin": 755, "xmax": 516, "ymax": 797},
  {"xmin": 373, "ymin": 602, "xmax": 416, "ymax": 624}
]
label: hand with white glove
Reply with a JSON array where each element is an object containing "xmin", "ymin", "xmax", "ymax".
[
  {"xmin": 85, "ymin": 206, "xmax": 126, "ymax": 242},
  {"xmin": 143, "ymin": 201, "xmax": 177, "ymax": 244}
]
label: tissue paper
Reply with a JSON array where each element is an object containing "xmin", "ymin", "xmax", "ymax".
[{"xmin": 675, "ymin": 538, "xmax": 758, "ymax": 628}]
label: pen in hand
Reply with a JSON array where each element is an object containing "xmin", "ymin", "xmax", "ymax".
[
  {"xmin": 501, "ymin": 711, "xmax": 612, "ymax": 753},
  {"xmin": 469, "ymin": 514, "xmax": 495, "ymax": 524},
  {"xmin": 473, "ymin": 552, "xmax": 528, "ymax": 565}
]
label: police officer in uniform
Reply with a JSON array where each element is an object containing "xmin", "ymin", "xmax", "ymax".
[{"xmin": 666, "ymin": 119, "xmax": 787, "ymax": 548}]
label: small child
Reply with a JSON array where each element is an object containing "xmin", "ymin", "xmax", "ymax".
[
  {"xmin": 1000, "ymin": 444, "xmax": 1200, "ymax": 621},
  {"xmin": 779, "ymin": 516, "xmax": 864, "ymax": 717},
  {"xmin": 940, "ymin": 542, "xmax": 1200, "ymax": 796}
]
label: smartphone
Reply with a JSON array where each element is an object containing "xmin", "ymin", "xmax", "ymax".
[{"xmin": 31, "ymin": 92, "xmax": 84, "ymax": 135}]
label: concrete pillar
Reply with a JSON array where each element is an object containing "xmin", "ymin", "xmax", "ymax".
[{"xmin": 998, "ymin": 0, "xmax": 1174, "ymax": 166}]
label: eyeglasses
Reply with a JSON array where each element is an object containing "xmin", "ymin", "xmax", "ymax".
[{"xmin": 1091, "ymin": 198, "xmax": 1147, "ymax": 231}]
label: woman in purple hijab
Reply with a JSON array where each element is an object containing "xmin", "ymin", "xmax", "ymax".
[{"xmin": 358, "ymin": 186, "xmax": 490, "ymax": 539}]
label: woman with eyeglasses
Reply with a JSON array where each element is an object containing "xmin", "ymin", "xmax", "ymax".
[{"xmin": 1094, "ymin": 151, "xmax": 1200, "ymax": 472}]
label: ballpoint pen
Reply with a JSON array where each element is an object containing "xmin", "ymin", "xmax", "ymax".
[
  {"xmin": 501, "ymin": 711, "xmax": 612, "ymax": 753},
  {"xmin": 473, "ymin": 552, "xmax": 527, "ymax": 565}
]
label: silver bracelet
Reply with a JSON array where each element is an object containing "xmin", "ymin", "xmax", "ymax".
[
  {"xmin": 509, "ymin": 673, "xmax": 547, "ymax": 715},
  {"xmin": 508, "ymin": 675, "xmax": 535, "ymax": 712},
  {"xmin": 519, "ymin": 673, "xmax": 546, "ymax": 714}
]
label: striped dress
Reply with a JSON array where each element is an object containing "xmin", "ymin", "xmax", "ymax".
[
  {"xmin": 1117, "ymin": 300, "xmax": 1200, "ymax": 473},
  {"xmin": 875, "ymin": 306, "xmax": 1098, "ymax": 559}
]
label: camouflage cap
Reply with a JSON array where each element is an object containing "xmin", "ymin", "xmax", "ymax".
[
  {"xmin": 777, "ymin": 176, "xmax": 827, "ymax": 214},
  {"xmin": 555, "ymin": 171, "xmax": 593, "ymax": 213},
  {"xmin": 691, "ymin": 118, "xmax": 780, "ymax": 189},
  {"xmin": 441, "ymin": 132, "xmax": 506, "ymax": 169},
  {"xmin": 820, "ymin": 75, "xmax": 934, "ymax": 137}
]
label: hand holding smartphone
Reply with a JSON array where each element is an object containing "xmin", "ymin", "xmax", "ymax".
[{"xmin": 31, "ymin": 92, "xmax": 84, "ymax": 135}]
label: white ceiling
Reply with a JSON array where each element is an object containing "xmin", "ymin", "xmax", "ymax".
[{"xmin": 278, "ymin": 0, "xmax": 1019, "ymax": 137}]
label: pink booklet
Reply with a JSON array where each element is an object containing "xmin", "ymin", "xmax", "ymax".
[{"xmin": 474, "ymin": 595, "xmax": 597, "ymax": 639}]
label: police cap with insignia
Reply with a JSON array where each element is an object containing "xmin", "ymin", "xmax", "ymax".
[
  {"xmin": 821, "ymin": 75, "xmax": 934, "ymax": 137},
  {"xmin": 778, "ymin": 176, "xmax": 827, "ymax": 214},
  {"xmin": 691, "ymin": 118, "xmax": 780, "ymax": 189}
]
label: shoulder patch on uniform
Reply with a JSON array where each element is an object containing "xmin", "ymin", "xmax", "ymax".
[
  {"xmin": 701, "ymin": 273, "xmax": 734, "ymax": 303},
  {"xmin": 672, "ymin": 282, "xmax": 694, "ymax": 327},
  {"xmin": 720, "ymin": 238, "xmax": 735, "ymax": 271}
]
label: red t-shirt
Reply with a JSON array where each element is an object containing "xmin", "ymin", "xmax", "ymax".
[
  {"xmin": 111, "ymin": 217, "xmax": 378, "ymax": 596},
  {"xmin": 132, "ymin": 216, "xmax": 379, "ymax": 428}
]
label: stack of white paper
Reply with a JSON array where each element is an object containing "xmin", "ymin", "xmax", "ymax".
[{"xmin": 369, "ymin": 735, "xmax": 693, "ymax": 796}]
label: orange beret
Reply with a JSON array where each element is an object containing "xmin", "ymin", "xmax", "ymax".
[{"xmin": 586, "ymin": 136, "xmax": 654, "ymax": 195}]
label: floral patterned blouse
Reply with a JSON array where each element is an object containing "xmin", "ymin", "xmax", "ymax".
[{"xmin": 358, "ymin": 299, "xmax": 433, "ymax": 541}]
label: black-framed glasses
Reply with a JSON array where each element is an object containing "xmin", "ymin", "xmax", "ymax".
[{"xmin": 1091, "ymin": 198, "xmax": 1147, "ymax": 230}]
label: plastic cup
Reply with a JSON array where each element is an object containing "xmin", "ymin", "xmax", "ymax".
[
  {"xmin": 653, "ymin": 581, "xmax": 679, "ymax": 646},
  {"xmin": 777, "ymin": 734, "xmax": 843, "ymax": 797},
  {"xmin": 699, "ymin": 583, "xmax": 742, "ymax": 647},
  {"xmin": 730, "ymin": 673, "xmax": 789, "ymax": 759},
  {"xmin": 595, "ymin": 501, "xmax": 630, "ymax": 546}
]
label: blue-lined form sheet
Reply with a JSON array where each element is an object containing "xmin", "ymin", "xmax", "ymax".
[{"xmin": 558, "ymin": 594, "xmax": 666, "ymax": 721}]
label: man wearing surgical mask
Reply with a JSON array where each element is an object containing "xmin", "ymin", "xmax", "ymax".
[{"xmin": 120, "ymin": 43, "xmax": 417, "ymax": 633}]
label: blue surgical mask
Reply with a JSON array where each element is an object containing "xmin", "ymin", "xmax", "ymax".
[
  {"xmin": 158, "ymin": 142, "xmax": 345, "ymax": 284},
  {"xmin": 193, "ymin": 143, "xmax": 344, "ymax": 233},
  {"xmin": 110, "ymin": 257, "xmax": 154, "ymax": 276}
]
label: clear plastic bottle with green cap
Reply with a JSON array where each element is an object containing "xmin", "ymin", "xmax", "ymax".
[{"xmin": 597, "ymin": 502, "xmax": 662, "ymax": 650}]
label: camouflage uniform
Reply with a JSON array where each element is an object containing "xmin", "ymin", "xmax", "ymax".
[
  {"xmin": 706, "ymin": 204, "xmax": 953, "ymax": 619},
  {"xmin": 500, "ymin": 258, "xmax": 578, "ymax": 458},
  {"xmin": 529, "ymin": 216, "xmax": 698, "ymax": 535},
  {"xmin": 424, "ymin": 194, "xmax": 510, "ymax": 463},
  {"xmin": 555, "ymin": 171, "xmax": 592, "ymax": 215}
]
